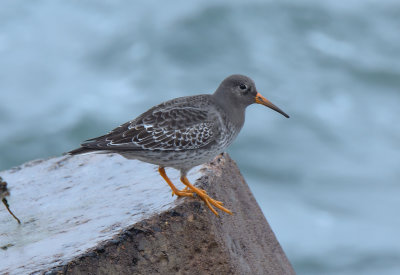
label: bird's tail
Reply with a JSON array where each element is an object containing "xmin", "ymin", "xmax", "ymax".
[{"xmin": 67, "ymin": 147, "xmax": 96, "ymax": 155}]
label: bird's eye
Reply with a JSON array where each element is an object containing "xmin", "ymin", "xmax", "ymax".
[{"xmin": 239, "ymin": 84, "xmax": 247, "ymax": 90}]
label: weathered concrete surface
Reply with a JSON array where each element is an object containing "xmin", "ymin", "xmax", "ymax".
[{"xmin": 0, "ymin": 153, "xmax": 294, "ymax": 275}]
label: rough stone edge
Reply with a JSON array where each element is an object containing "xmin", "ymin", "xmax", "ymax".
[{"xmin": 39, "ymin": 153, "xmax": 294, "ymax": 275}]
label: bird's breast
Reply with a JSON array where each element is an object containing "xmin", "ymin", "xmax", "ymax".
[{"xmin": 215, "ymin": 115, "xmax": 243, "ymax": 151}]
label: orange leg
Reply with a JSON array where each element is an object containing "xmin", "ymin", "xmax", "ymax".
[
  {"xmin": 180, "ymin": 176, "xmax": 232, "ymax": 216},
  {"xmin": 158, "ymin": 167, "xmax": 194, "ymax": 197}
]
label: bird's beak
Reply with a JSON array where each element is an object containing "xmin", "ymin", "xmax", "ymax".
[{"xmin": 254, "ymin": 93, "xmax": 290, "ymax": 118}]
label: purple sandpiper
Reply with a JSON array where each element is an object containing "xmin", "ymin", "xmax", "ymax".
[{"xmin": 69, "ymin": 75, "xmax": 289, "ymax": 216}]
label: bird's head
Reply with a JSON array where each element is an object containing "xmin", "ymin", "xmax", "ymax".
[{"xmin": 214, "ymin": 74, "xmax": 289, "ymax": 118}]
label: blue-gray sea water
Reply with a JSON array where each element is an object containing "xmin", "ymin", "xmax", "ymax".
[{"xmin": 1, "ymin": 1, "xmax": 399, "ymax": 274}]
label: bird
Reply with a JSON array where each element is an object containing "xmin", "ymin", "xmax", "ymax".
[
  {"xmin": 0, "ymin": 176, "xmax": 21, "ymax": 224},
  {"xmin": 69, "ymin": 74, "xmax": 289, "ymax": 216}
]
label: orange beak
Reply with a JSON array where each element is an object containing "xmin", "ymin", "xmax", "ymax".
[{"xmin": 254, "ymin": 93, "xmax": 290, "ymax": 118}]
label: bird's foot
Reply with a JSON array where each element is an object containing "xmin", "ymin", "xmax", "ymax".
[
  {"xmin": 159, "ymin": 167, "xmax": 194, "ymax": 197},
  {"xmin": 192, "ymin": 188, "xmax": 224, "ymax": 205},
  {"xmin": 180, "ymin": 176, "xmax": 232, "ymax": 216},
  {"xmin": 159, "ymin": 167, "xmax": 231, "ymax": 215},
  {"xmin": 171, "ymin": 189, "xmax": 194, "ymax": 197},
  {"xmin": 172, "ymin": 186, "xmax": 194, "ymax": 197},
  {"xmin": 171, "ymin": 185, "xmax": 217, "ymax": 199}
]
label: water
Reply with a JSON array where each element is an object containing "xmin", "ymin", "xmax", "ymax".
[{"xmin": 1, "ymin": 0, "xmax": 399, "ymax": 274}]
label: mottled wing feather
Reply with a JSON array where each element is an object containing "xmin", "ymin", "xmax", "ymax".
[{"xmin": 82, "ymin": 106, "xmax": 217, "ymax": 151}]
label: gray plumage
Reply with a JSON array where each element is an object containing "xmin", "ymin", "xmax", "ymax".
[{"xmin": 68, "ymin": 74, "xmax": 289, "ymax": 216}]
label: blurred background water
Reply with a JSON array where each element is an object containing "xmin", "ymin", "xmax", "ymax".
[{"xmin": 1, "ymin": 0, "xmax": 399, "ymax": 274}]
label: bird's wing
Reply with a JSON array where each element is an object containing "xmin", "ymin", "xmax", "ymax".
[{"xmin": 81, "ymin": 105, "xmax": 218, "ymax": 151}]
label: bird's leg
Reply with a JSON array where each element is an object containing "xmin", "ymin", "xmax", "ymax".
[
  {"xmin": 158, "ymin": 167, "xmax": 194, "ymax": 197},
  {"xmin": 2, "ymin": 198, "xmax": 21, "ymax": 224},
  {"xmin": 180, "ymin": 176, "xmax": 232, "ymax": 216}
]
